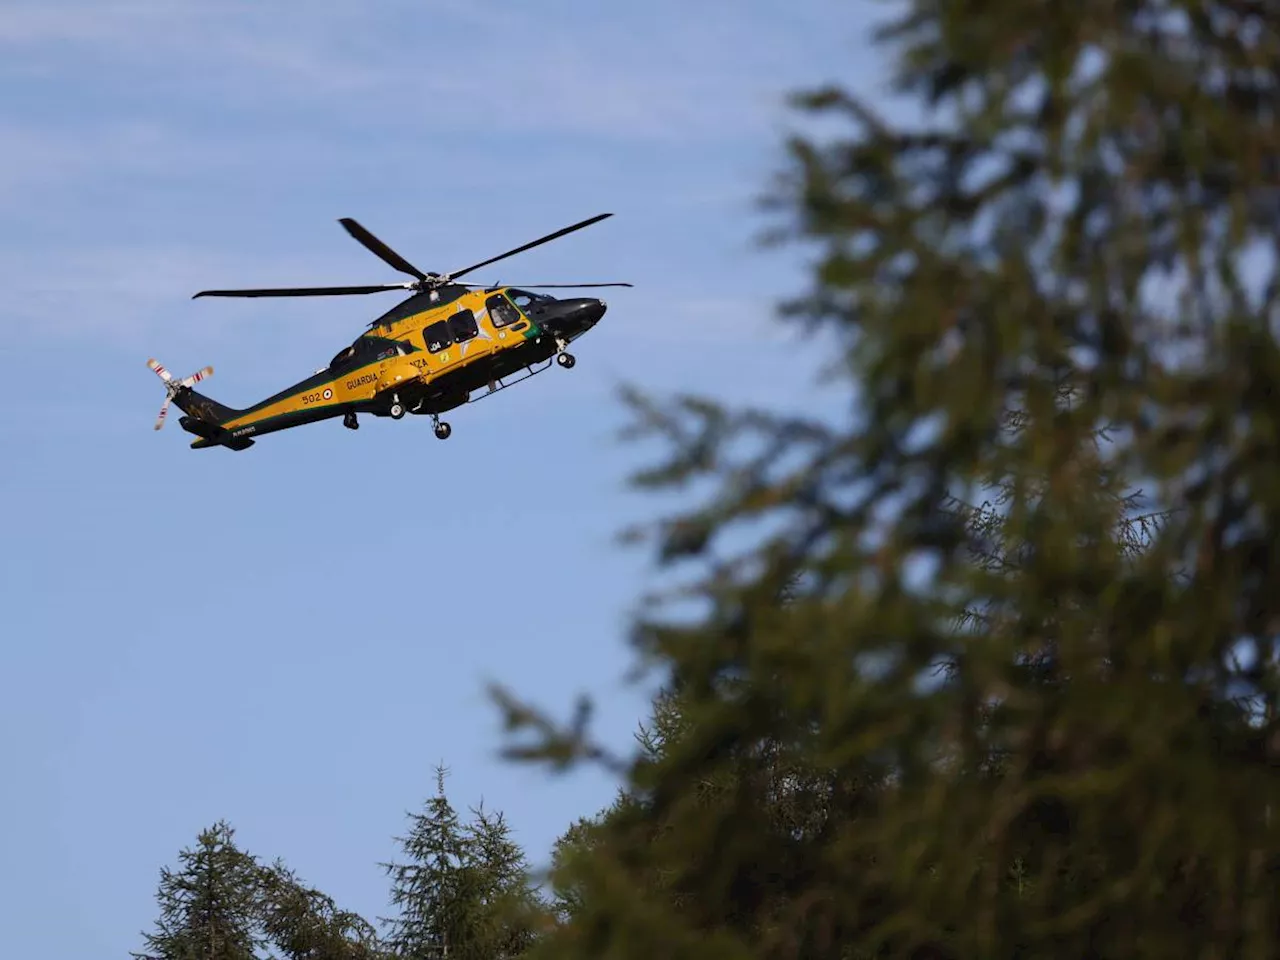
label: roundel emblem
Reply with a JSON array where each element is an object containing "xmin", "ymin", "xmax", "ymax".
[{"xmin": 322, "ymin": 388, "xmax": 333, "ymax": 400}]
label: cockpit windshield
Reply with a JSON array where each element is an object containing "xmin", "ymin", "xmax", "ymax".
[{"xmin": 505, "ymin": 289, "xmax": 554, "ymax": 315}]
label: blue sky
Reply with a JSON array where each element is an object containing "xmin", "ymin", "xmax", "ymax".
[{"xmin": 0, "ymin": 1, "xmax": 890, "ymax": 954}]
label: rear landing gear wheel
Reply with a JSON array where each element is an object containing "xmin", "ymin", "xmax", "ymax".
[
  {"xmin": 389, "ymin": 402, "xmax": 405, "ymax": 419},
  {"xmin": 344, "ymin": 411, "xmax": 359, "ymax": 430},
  {"xmin": 434, "ymin": 422, "xmax": 452, "ymax": 440},
  {"xmin": 556, "ymin": 352, "xmax": 576, "ymax": 369}
]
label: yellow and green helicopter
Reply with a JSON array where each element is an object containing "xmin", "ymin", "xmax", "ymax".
[{"xmin": 148, "ymin": 212, "xmax": 629, "ymax": 449}]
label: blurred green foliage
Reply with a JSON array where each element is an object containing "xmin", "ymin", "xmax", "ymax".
[{"xmin": 497, "ymin": 2, "xmax": 1280, "ymax": 957}]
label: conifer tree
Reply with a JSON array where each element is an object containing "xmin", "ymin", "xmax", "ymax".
[
  {"xmin": 496, "ymin": 2, "xmax": 1280, "ymax": 957},
  {"xmin": 257, "ymin": 860, "xmax": 386, "ymax": 960},
  {"xmin": 138, "ymin": 823, "xmax": 386, "ymax": 960},
  {"xmin": 546, "ymin": 815, "xmax": 603, "ymax": 926},
  {"xmin": 383, "ymin": 766, "xmax": 468, "ymax": 959},
  {"xmin": 383, "ymin": 766, "xmax": 542, "ymax": 960},
  {"xmin": 134, "ymin": 822, "xmax": 264, "ymax": 960},
  {"xmin": 460, "ymin": 804, "xmax": 546, "ymax": 958}
]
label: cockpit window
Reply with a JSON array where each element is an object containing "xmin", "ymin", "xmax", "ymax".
[
  {"xmin": 506, "ymin": 289, "xmax": 553, "ymax": 316},
  {"xmin": 331, "ymin": 336, "xmax": 411, "ymax": 369},
  {"xmin": 486, "ymin": 293, "xmax": 522, "ymax": 328}
]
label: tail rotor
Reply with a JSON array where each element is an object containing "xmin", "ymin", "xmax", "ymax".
[{"xmin": 148, "ymin": 358, "xmax": 213, "ymax": 430}]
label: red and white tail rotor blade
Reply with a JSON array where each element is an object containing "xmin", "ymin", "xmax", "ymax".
[
  {"xmin": 147, "ymin": 358, "xmax": 173, "ymax": 383},
  {"xmin": 154, "ymin": 397, "xmax": 171, "ymax": 431},
  {"xmin": 180, "ymin": 366, "xmax": 213, "ymax": 388}
]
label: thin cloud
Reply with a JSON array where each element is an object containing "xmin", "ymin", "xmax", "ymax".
[
  {"xmin": 0, "ymin": 119, "xmax": 250, "ymax": 203},
  {"xmin": 0, "ymin": 244, "xmax": 374, "ymax": 349},
  {"xmin": 0, "ymin": 126, "xmax": 83, "ymax": 199},
  {"xmin": 0, "ymin": 0, "xmax": 190, "ymax": 44},
  {"xmin": 2, "ymin": 0, "xmax": 869, "ymax": 143}
]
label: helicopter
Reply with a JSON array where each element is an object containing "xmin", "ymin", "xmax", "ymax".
[{"xmin": 147, "ymin": 212, "xmax": 630, "ymax": 450}]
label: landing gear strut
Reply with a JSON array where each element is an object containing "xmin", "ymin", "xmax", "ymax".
[
  {"xmin": 344, "ymin": 411, "xmax": 359, "ymax": 430},
  {"xmin": 432, "ymin": 414, "xmax": 452, "ymax": 440},
  {"xmin": 555, "ymin": 337, "xmax": 575, "ymax": 369}
]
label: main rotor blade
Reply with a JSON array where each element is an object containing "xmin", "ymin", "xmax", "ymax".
[
  {"xmin": 465, "ymin": 281, "xmax": 634, "ymax": 289},
  {"xmin": 338, "ymin": 218, "xmax": 429, "ymax": 281},
  {"xmin": 192, "ymin": 284, "xmax": 412, "ymax": 299},
  {"xmin": 447, "ymin": 213, "xmax": 614, "ymax": 282}
]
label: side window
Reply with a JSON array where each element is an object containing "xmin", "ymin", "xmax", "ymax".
[
  {"xmin": 329, "ymin": 345, "xmax": 357, "ymax": 372},
  {"xmin": 447, "ymin": 309, "xmax": 478, "ymax": 343},
  {"xmin": 424, "ymin": 320, "xmax": 452, "ymax": 353},
  {"xmin": 487, "ymin": 294, "xmax": 521, "ymax": 328}
]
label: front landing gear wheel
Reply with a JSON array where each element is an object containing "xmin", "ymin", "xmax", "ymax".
[
  {"xmin": 343, "ymin": 411, "xmax": 359, "ymax": 430},
  {"xmin": 556, "ymin": 352, "xmax": 576, "ymax": 369},
  {"xmin": 389, "ymin": 402, "xmax": 405, "ymax": 419},
  {"xmin": 434, "ymin": 422, "xmax": 452, "ymax": 440}
]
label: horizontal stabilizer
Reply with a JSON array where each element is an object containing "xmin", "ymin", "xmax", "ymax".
[{"xmin": 190, "ymin": 434, "xmax": 255, "ymax": 451}]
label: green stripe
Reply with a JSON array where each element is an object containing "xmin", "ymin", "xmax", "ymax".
[{"xmin": 234, "ymin": 359, "xmax": 382, "ymax": 420}]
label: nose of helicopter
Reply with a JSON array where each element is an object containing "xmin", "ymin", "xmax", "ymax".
[{"xmin": 539, "ymin": 296, "xmax": 607, "ymax": 337}]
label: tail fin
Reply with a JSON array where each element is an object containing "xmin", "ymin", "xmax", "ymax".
[{"xmin": 147, "ymin": 357, "xmax": 239, "ymax": 429}]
